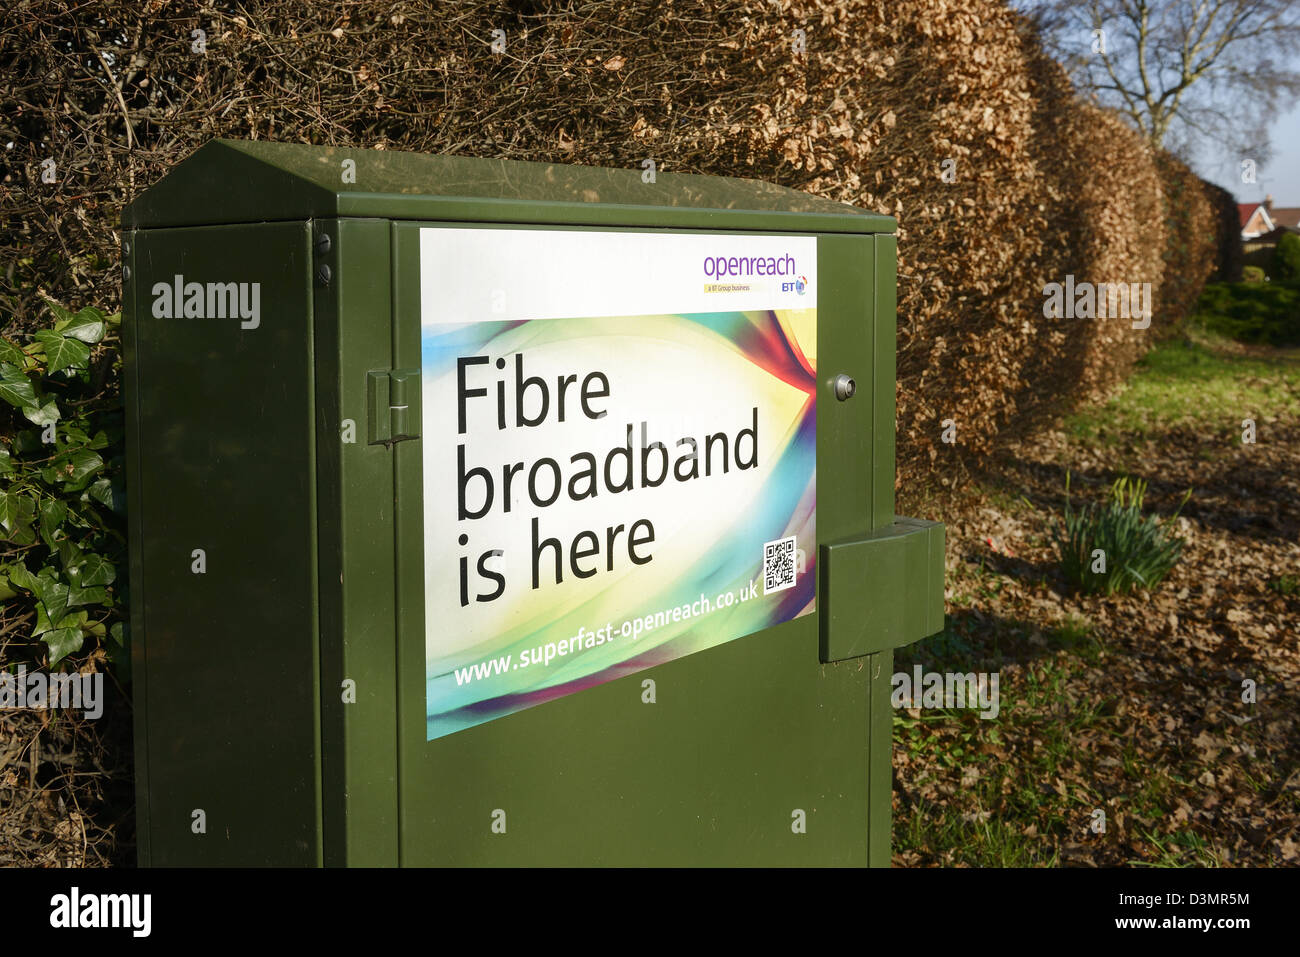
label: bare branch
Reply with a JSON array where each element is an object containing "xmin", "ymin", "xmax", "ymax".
[{"xmin": 1028, "ymin": 0, "xmax": 1300, "ymax": 159}]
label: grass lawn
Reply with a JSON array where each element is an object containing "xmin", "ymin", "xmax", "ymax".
[
  {"xmin": 892, "ymin": 331, "xmax": 1300, "ymax": 866},
  {"xmin": 1068, "ymin": 331, "xmax": 1300, "ymax": 441}
]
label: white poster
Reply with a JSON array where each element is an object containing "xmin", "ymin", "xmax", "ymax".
[{"xmin": 421, "ymin": 227, "xmax": 818, "ymax": 740}]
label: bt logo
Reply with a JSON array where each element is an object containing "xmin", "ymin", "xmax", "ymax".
[{"xmin": 781, "ymin": 275, "xmax": 808, "ymax": 295}]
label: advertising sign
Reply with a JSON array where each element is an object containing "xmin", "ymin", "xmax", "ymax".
[{"xmin": 422, "ymin": 228, "xmax": 817, "ymax": 740}]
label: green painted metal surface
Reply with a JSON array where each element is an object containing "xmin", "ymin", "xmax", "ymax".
[
  {"xmin": 821, "ymin": 519, "xmax": 946, "ymax": 661},
  {"xmin": 817, "ymin": 233, "xmax": 877, "ymax": 543},
  {"xmin": 867, "ymin": 647, "xmax": 894, "ymax": 868},
  {"xmin": 388, "ymin": 223, "xmax": 884, "ymax": 864},
  {"xmin": 313, "ymin": 218, "xmax": 401, "ymax": 866},
  {"xmin": 121, "ymin": 140, "xmax": 896, "ymax": 236},
  {"xmin": 123, "ymin": 140, "xmax": 942, "ymax": 868},
  {"xmin": 872, "ymin": 235, "xmax": 898, "ymax": 526},
  {"xmin": 126, "ymin": 221, "xmax": 321, "ymax": 865}
]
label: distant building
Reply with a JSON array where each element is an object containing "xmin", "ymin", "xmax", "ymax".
[
  {"xmin": 1240, "ymin": 199, "xmax": 1274, "ymax": 239},
  {"xmin": 1270, "ymin": 206, "xmax": 1300, "ymax": 230},
  {"xmin": 1241, "ymin": 196, "xmax": 1300, "ymax": 271}
]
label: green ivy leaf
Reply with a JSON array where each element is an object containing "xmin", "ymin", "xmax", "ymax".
[
  {"xmin": 44, "ymin": 299, "xmax": 74, "ymax": 326},
  {"xmin": 42, "ymin": 627, "xmax": 85, "ymax": 666},
  {"xmin": 38, "ymin": 498, "xmax": 67, "ymax": 548},
  {"xmin": 62, "ymin": 308, "xmax": 107, "ymax": 344},
  {"xmin": 68, "ymin": 583, "xmax": 108, "ymax": 607},
  {"xmin": 50, "ymin": 448, "xmax": 103, "ymax": 485},
  {"xmin": 86, "ymin": 476, "xmax": 126, "ymax": 514},
  {"xmin": 59, "ymin": 424, "xmax": 91, "ymax": 445},
  {"xmin": 73, "ymin": 553, "xmax": 116, "ymax": 587},
  {"xmin": 5, "ymin": 562, "xmax": 39, "ymax": 594},
  {"xmin": 57, "ymin": 537, "xmax": 84, "ymax": 572},
  {"xmin": 32, "ymin": 580, "xmax": 72, "ymax": 634},
  {"xmin": 22, "ymin": 394, "xmax": 60, "ymax": 427},
  {"xmin": 0, "ymin": 489, "xmax": 36, "ymax": 536},
  {"xmin": 0, "ymin": 363, "xmax": 37, "ymax": 408},
  {"xmin": 13, "ymin": 429, "xmax": 44, "ymax": 454},
  {"xmin": 0, "ymin": 491, "xmax": 17, "ymax": 532},
  {"xmin": 109, "ymin": 621, "xmax": 126, "ymax": 647},
  {"xmin": 89, "ymin": 428, "xmax": 120, "ymax": 451},
  {"xmin": 0, "ymin": 338, "xmax": 25, "ymax": 366},
  {"xmin": 34, "ymin": 330, "xmax": 91, "ymax": 374},
  {"xmin": 8, "ymin": 523, "xmax": 37, "ymax": 546},
  {"xmin": 0, "ymin": 447, "xmax": 11, "ymax": 476}
]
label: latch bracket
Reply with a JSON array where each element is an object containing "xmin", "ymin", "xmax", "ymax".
[
  {"xmin": 819, "ymin": 517, "xmax": 945, "ymax": 663},
  {"xmin": 366, "ymin": 369, "xmax": 421, "ymax": 446}
]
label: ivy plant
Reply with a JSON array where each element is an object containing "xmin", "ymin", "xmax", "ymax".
[{"xmin": 0, "ymin": 299, "xmax": 127, "ymax": 671}]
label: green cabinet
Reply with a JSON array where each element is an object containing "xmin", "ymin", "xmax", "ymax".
[{"xmin": 122, "ymin": 139, "xmax": 944, "ymax": 866}]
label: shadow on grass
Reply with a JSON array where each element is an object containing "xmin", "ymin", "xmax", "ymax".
[
  {"xmin": 972, "ymin": 446, "xmax": 1299, "ymax": 548},
  {"xmin": 897, "ymin": 606, "xmax": 1104, "ymax": 675}
]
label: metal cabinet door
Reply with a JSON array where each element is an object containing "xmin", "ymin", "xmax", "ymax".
[{"xmin": 387, "ymin": 221, "xmax": 891, "ymax": 866}]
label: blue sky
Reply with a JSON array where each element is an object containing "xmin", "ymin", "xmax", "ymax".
[
  {"xmin": 1200, "ymin": 95, "xmax": 1300, "ymax": 208},
  {"xmin": 1008, "ymin": 0, "xmax": 1299, "ymax": 207}
]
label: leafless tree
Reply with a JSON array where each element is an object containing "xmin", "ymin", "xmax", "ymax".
[{"xmin": 1017, "ymin": 0, "xmax": 1300, "ymax": 164}]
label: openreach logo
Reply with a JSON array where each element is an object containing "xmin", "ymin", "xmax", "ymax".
[
  {"xmin": 49, "ymin": 887, "xmax": 151, "ymax": 937},
  {"xmin": 891, "ymin": 666, "xmax": 1000, "ymax": 719},
  {"xmin": 703, "ymin": 252, "xmax": 798, "ymax": 282},
  {"xmin": 1042, "ymin": 275, "xmax": 1152, "ymax": 329}
]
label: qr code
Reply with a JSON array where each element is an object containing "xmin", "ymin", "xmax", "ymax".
[{"xmin": 763, "ymin": 536, "xmax": 798, "ymax": 595}]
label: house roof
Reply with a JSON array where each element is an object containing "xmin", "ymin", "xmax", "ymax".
[
  {"xmin": 1239, "ymin": 202, "xmax": 1277, "ymax": 237},
  {"xmin": 1270, "ymin": 207, "xmax": 1300, "ymax": 228},
  {"xmin": 122, "ymin": 139, "xmax": 896, "ymax": 234}
]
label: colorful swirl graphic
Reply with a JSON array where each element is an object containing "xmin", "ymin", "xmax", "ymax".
[{"xmin": 423, "ymin": 309, "xmax": 816, "ymax": 739}]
